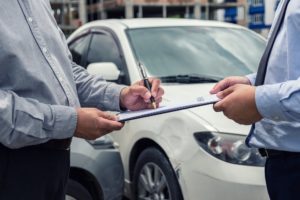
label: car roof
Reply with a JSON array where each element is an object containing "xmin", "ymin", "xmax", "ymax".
[
  {"xmin": 82, "ymin": 18, "xmax": 244, "ymax": 30},
  {"xmin": 68, "ymin": 18, "xmax": 252, "ymax": 43}
]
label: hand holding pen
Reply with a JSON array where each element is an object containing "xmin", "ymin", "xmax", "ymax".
[
  {"xmin": 138, "ymin": 62, "xmax": 157, "ymax": 109},
  {"xmin": 119, "ymin": 63, "xmax": 164, "ymax": 111}
]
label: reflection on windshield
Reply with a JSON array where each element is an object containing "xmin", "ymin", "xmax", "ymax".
[{"xmin": 127, "ymin": 27, "xmax": 265, "ymax": 80}]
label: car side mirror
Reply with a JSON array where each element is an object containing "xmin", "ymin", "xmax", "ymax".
[{"xmin": 86, "ymin": 62, "xmax": 121, "ymax": 81}]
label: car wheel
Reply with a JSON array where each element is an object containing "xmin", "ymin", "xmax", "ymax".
[
  {"xmin": 133, "ymin": 147, "xmax": 183, "ymax": 200},
  {"xmin": 66, "ymin": 179, "xmax": 93, "ymax": 200}
]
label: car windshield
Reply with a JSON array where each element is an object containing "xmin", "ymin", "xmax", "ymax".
[{"xmin": 127, "ymin": 26, "xmax": 266, "ymax": 82}]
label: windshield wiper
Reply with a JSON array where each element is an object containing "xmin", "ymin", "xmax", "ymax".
[{"xmin": 159, "ymin": 74, "xmax": 221, "ymax": 84}]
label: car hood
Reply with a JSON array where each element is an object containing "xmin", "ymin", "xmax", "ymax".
[{"xmin": 162, "ymin": 84, "xmax": 250, "ymax": 136}]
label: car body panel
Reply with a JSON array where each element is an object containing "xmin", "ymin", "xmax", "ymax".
[
  {"xmin": 70, "ymin": 137, "xmax": 124, "ymax": 200},
  {"xmin": 67, "ymin": 19, "xmax": 269, "ymax": 200}
]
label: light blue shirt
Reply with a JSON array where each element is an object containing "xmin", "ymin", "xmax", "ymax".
[
  {"xmin": 0, "ymin": 0, "xmax": 125, "ymax": 148},
  {"xmin": 246, "ymin": 0, "xmax": 300, "ymax": 151}
]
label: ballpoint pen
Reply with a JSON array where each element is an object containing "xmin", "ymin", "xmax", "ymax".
[{"xmin": 137, "ymin": 62, "xmax": 157, "ymax": 109}]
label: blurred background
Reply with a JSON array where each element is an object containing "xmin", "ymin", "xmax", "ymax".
[{"xmin": 50, "ymin": 0, "xmax": 280, "ymax": 37}]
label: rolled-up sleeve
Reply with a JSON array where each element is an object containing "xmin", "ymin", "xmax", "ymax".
[
  {"xmin": 57, "ymin": 26, "xmax": 126, "ymax": 111},
  {"xmin": 255, "ymin": 79, "xmax": 300, "ymax": 122},
  {"xmin": 72, "ymin": 63, "xmax": 126, "ymax": 111},
  {"xmin": 245, "ymin": 73, "xmax": 257, "ymax": 85},
  {"xmin": 0, "ymin": 90, "xmax": 77, "ymax": 149}
]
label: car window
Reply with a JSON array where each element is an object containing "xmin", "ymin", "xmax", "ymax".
[
  {"xmin": 69, "ymin": 34, "xmax": 91, "ymax": 66},
  {"xmin": 127, "ymin": 27, "xmax": 266, "ymax": 79},
  {"xmin": 86, "ymin": 32, "xmax": 123, "ymax": 70}
]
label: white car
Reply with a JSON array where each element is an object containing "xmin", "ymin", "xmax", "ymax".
[{"xmin": 67, "ymin": 18, "xmax": 269, "ymax": 200}]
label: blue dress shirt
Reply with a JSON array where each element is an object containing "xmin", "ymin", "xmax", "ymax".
[
  {"xmin": 246, "ymin": 0, "xmax": 300, "ymax": 152},
  {"xmin": 0, "ymin": 0, "xmax": 125, "ymax": 148}
]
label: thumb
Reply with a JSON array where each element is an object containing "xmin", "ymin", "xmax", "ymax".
[
  {"xmin": 98, "ymin": 111, "xmax": 118, "ymax": 121},
  {"xmin": 210, "ymin": 79, "xmax": 230, "ymax": 94}
]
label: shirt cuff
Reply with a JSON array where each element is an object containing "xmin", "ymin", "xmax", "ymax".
[
  {"xmin": 245, "ymin": 73, "xmax": 256, "ymax": 85},
  {"xmin": 98, "ymin": 83, "xmax": 127, "ymax": 111},
  {"xmin": 44, "ymin": 105, "xmax": 77, "ymax": 139},
  {"xmin": 255, "ymin": 83, "xmax": 287, "ymax": 122}
]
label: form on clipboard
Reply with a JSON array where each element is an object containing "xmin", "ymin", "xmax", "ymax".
[{"xmin": 117, "ymin": 94, "xmax": 220, "ymax": 122}]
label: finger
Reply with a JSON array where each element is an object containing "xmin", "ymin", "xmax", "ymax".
[
  {"xmin": 217, "ymin": 86, "xmax": 235, "ymax": 99},
  {"xmin": 210, "ymin": 79, "xmax": 230, "ymax": 94},
  {"xmin": 98, "ymin": 117, "xmax": 124, "ymax": 131},
  {"xmin": 134, "ymin": 80, "xmax": 144, "ymax": 86},
  {"xmin": 96, "ymin": 110, "xmax": 118, "ymax": 121},
  {"xmin": 104, "ymin": 113, "xmax": 118, "ymax": 121},
  {"xmin": 213, "ymin": 101, "xmax": 224, "ymax": 112},
  {"xmin": 148, "ymin": 78, "xmax": 161, "ymax": 97},
  {"xmin": 154, "ymin": 97, "xmax": 163, "ymax": 108},
  {"xmin": 155, "ymin": 97, "xmax": 163, "ymax": 104},
  {"xmin": 155, "ymin": 87, "xmax": 164, "ymax": 99},
  {"xmin": 129, "ymin": 85, "xmax": 151, "ymax": 100}
]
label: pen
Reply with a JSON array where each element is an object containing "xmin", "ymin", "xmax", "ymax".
[{"xmin": 138, "ymin": 62, "xmax": 157, "ymax": 109}]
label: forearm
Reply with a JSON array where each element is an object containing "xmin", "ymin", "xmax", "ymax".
[
  {"xmin": 56, "ymin": 24, "xmax": 126, "ymax": 111},
  {"xmin": 72, "ymin": 63, "xmax": 126, "ymax": 111},
  {"xmin": 0, "ymin": 90, "xmax": 77, "ymax": 148},
  {"xmin": 255, "ymin": 78, "xmax": 300, "ymax": 122}
]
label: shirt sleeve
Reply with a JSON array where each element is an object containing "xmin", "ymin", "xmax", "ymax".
[
  {"xmin": 245, "ymin": 73, "xmax": 256, "ymax": 85},
  {"xmin": 0, "ymin": 90, "xmax": 77, "ymax": 149},
  {"xmin": 56, "ymin": 25, "xmax": 126, "ymax": 111},
  {"xmin": 72, "ymin": 62, "xmax": 126, "ymax": 111},
  {"xmin": 255, "ymin": 4, "xmax": 300, "ymax": 123},
  {"xmin": 255, "ymin": 79, "xmax": 300, "ymax": 122}
]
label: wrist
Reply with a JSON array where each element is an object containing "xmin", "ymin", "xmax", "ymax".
[{"xmin": 119, "ymin": 87, "xmax": 128, "ymax": 111}]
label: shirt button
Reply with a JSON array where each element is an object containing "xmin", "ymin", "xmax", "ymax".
[
  {"xmin": 42, "ymin": 48, "xmax": 48, "ymax": 53},
  {"xmin": 28, "ymin": 17, "xmax": 33, "ymax": 22}
]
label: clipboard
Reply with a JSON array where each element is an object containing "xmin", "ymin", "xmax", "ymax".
[{"xmin": 117, "ymin": 94, "xmax": 220, "ymax": 122}]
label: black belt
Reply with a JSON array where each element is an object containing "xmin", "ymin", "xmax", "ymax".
[
  {"xmin": 37, "ymin": 138, "xmax": 72, "ymax": 150},
  {"xmin": 259, "ymin": 148, "xmax": 300, "ymax": 158},
  {"xmin": 0, "ymin": 138, "xmax": 72, "ymax": 151}
]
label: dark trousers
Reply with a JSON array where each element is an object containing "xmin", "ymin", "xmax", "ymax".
[
  {"xmin": 0, "ymin": 144, "xmax": 70, "ymax": 200},
  {"xmin": 265, "ymin": 155, "xmax": 300, "ymax": 200}
]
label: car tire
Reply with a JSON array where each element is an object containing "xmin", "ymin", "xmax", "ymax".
[
  {"xmin": 133, "ymin": 147, "xmax": 183, "ymax": 200},
  {"xmin": 66, "ymin": 179, "xmax": 93, "ymax": 200}
]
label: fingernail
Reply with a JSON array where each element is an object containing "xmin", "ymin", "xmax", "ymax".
[{"xmin": 146, "ymin": 92, "xmax": 151, "ymax": 98}]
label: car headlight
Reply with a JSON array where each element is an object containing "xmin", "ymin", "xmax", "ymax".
[{"xmin": 194, "ymin": 132, "xmax": 265, "ymax": 167}]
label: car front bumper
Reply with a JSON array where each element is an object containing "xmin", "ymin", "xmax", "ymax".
[{"xmin": 177, "ymin": 149, "xmax": 269, "ymax": 200}]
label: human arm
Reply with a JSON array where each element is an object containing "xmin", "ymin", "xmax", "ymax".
[
  {"xmin": 212, "ymin": 2, "xmax": 300, "ymax": 124},
  {"xmin": 213, "ymin": 78, "xmax": 300, "ymax": 124},
  {"xmin": 254, "ymin": 79, "xmax": 300, "ymax": 122},
  {"xmin": 72, "ymin": 63, "xmax": 125, "ymax": 111},
  {"xmin": 0, "ymin": 90, "xmax": 77, "ymax": 148}
]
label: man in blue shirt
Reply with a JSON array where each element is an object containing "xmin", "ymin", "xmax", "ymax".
[
  {"xmin": 211, "ymin": 0, "xmax": 300, "ymax": 199},
  {"xmin": 0, "ymin": 1, "xmax": 163, "ymax": 199}
]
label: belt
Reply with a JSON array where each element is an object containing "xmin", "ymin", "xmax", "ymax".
[
  {"xmin": 259, "ymin": 148, "xmax": 300, "ymax": 158},
  {"xmin": 0, "ymin": 138, "xmax": 72, "ymax": 151},
  {"xmin": 37, "ymin": 138, "xmax": 72, "ymax": 150}
]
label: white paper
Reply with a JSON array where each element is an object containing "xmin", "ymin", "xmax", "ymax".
[{"xmin": 118, "ymin": 94, "xmax": 220, "ymax": 122}]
